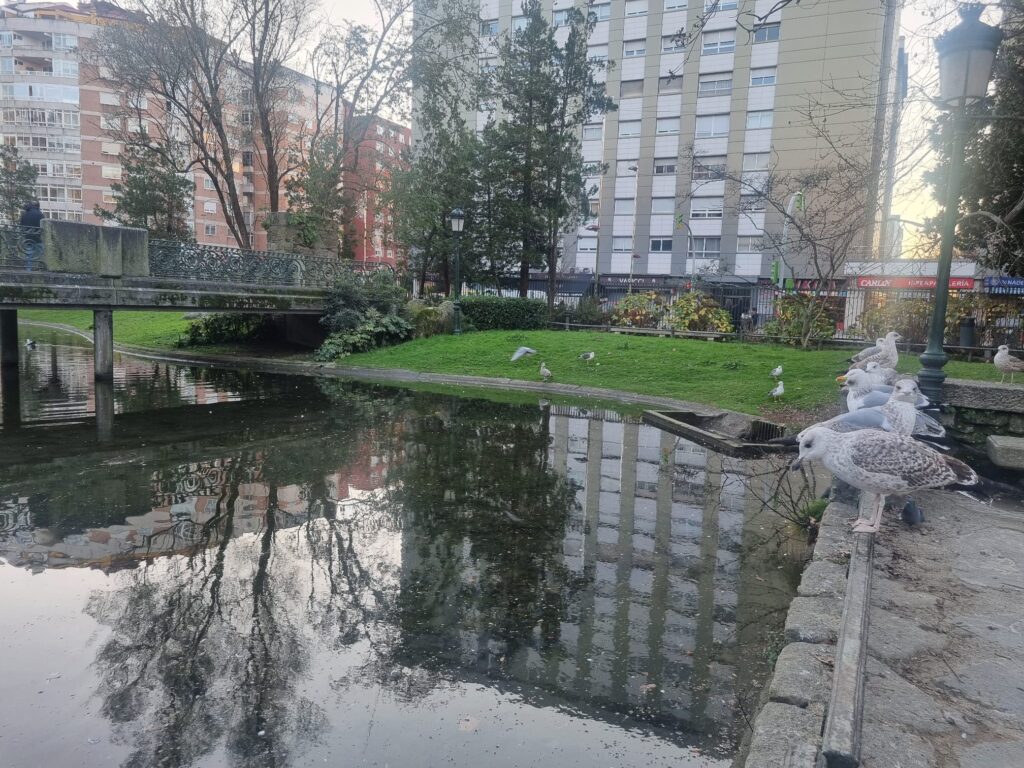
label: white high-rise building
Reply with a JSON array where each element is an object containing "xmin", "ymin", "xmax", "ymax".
[{"xmin": 442, "ymin": 0, "xmax": 901, "ymax": 309}]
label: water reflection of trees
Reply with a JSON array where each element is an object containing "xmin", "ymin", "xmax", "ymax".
[{"xmin": 83, "ymin": 393, "xmax": 579, "ymax": 768}]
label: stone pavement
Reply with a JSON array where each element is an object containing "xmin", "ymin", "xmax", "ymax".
[{"xmin": 860, "ymin": 490, "xmax": 1024, "ymax": 768}]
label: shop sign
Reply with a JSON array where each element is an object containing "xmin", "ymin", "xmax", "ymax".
[
  {"xmin": 855, "ymin": 276, "xmax": 975, "ymax": 290},
  {"xmin": 984, "ymin": 276, "xmax": 1024, "ymax": 288}
]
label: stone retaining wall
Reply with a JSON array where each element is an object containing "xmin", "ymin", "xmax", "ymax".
[
  {"xmin": 742, "ymin": 498, "xmax": 860, "ymax": 767},
  {"xmin": 942, "ymin": 378, "xmax": 1024, "ymax": 446}
]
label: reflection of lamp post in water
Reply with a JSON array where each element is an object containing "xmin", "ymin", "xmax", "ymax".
[
  {"xmin": 918, "ymin": 5, "xmax": 1001, "ymax": 402},
  {"xmin": 449, "ymin": 208, "xmax": 465, "ymax": 335}
]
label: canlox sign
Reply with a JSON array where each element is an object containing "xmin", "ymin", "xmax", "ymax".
[{"xmin": 855, "ymin": 276, "xmax": 976, "ymax": 290}]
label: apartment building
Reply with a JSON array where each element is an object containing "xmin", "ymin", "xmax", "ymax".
[
  {"xmin": 0, "ymin": 1, "xmax": 409, "ymax": 265},
  {"xmin": 465, "ymin": 0, "xmax": 899, "ymax": 305}
]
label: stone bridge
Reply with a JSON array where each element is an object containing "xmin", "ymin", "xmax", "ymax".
[{"xmin": 0, "ymin": 221, "xmax": 350, "ymax": 380}]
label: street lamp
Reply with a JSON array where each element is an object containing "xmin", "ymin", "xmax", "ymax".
[
  {"xmin": 917, "ymin": 4, "xmax": 1001, "ymax": 401},
  {"xmin": 449, "ymin": 207, "xmax": 465, "ymax": 335}
]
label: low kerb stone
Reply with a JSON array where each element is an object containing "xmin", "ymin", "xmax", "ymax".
[
  {"xmin": 785, "ymin": 596, "xmax": 842, "ymax": 644},
  {"xmin": 744, "ymin": 702, "xmax": 825, "ymax": 768},
  {"xmin": 768, "ymin": 642, "xmax": 835, "ymax": 708},
  {"xmin": 986, "ymin": 435, "xmax": 1024, "ymax": 470},
  {"xmin": 798, "ymin": 560, "xmax": 848, "ymax": 598}
]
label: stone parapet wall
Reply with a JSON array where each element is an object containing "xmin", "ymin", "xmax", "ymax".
[{"xmin": 942, "ymin": 378, "xmax": 1024, "ymax": 445}]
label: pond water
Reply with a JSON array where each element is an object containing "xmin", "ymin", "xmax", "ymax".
[{"xmin": 0, "ymin": 329, "xmax": 807, "ymax": 768}]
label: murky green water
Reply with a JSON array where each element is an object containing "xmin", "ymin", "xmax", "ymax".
[{"xmin": 0, "ymin": 329, "xmax": 806, "ymax": 768}]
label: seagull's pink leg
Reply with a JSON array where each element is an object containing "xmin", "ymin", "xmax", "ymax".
[{"xmin": 853, "ymin": 494, "xmax": 885, "ymax": 533}]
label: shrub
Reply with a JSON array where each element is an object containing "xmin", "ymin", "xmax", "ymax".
[
  {"xmin": 611, "ymin": 291, "xmax": 665, "ymax": 328},
  {"xmin": 406, "ymin": 299, "xmax": 454, "ymax": 338},
  {"xmin": 666, "ymin": 291, "xmax": 734, "ymax": 333},
  {"xmin": 183, "ymin": 313, "xmax": 272, "ymax": 346},
  {"xmin": 856, "ymin": 294, "xmax": 983, "ymax": 344},
  {"xmin": 762, "ymin": 295, "xmax": 837, "ymax": 346},
  {"xmin": 458, "ymin": 295, "xmax": 548, "ymax": 330},
  {"xmin": 321, "ymin": 270, "xmax": 407, "ymax": 333},
  {"xmin": 572, "ymin": 296, "xmax": 611, "ymax": 326},
  {"xmin": 314, "ymin": 309, "xmax": 413, "ymax": 360}
]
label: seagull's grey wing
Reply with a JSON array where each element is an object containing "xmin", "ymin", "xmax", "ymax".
[
  {"xmin": 851, "ymin": 344, "xmax": 881, "ymax": 363},
  {"xmin": 835, "ymin": 408, "xmax": 891, "ymax": 432},
  {"xmin": 511, "ymin": 346, "xmax": 535, "ymax": 362},
  {"xmin": 849, "ymin": 434, "xmax": 955, "ymax": 487},
  {"xmin": 912, "ymin": 411, "xmax": 946, "ymax": 438},
  {"xmin": 857, "ymin": 391, "xmax": 890, "ymax": 409},
  {"xmin": 1006, "ymin": 354, "xmax": 1024, "ymax": 371}
]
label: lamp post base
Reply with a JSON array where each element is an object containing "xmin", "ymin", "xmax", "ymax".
[
  {"xmin": 453, "ymin": 301, "xmax": 463, "ymax": 336},
  {"xmin": 917, "ymin": 349, "xmax": 949, "ymax": 403}
]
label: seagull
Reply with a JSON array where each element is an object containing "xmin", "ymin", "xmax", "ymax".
[
  {"xmin": 850, "ymin": 331, "xmax": 901, "ymax": 370},
  {"xmin": 24, "ymin": 339, "xmax": 35, "ymax": 349},
  {"xmin": 791, "ymin": 427, "xmax": 977, "ymax": 533},
  {"xmin": 769, "ymin": 380, "xmax": 784, "ymax": 401},
  {"xmin": 770, "ymin": 364, "xmax": 783, "ymax": 379},
  {"xmin": 863, "ymin": 361, "xmax": 898, "ymax": 386},
  {"xmin": 511, "ymin": 346, "xmax": 537, "ymax": 362},
  {"xmin": 994, "ymin": 344, "xmax": 1024, "ymax": 383},
  {"xmin": 540, "ymin": 362, "xmax": 553, "ymax": 381},
  {"xmin": 837, "ymin": 368, "xmax": 928, "ymax": 411},
  {"xmin": 579, "ymin": 352, "xmax": 596, "ymax": 364},
  {"xmin": 794, "ymin": 379, "xmax": 943, "ymax": 441}
]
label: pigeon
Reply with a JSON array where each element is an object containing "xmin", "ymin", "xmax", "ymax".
[
  {"xmin": 579, "ymin": 352, "xmax": 596, "ymax": 364},
  {"xmin": 900, "ymin": 498, "xmax": 924, "ymax": 526},
  {"xmin": 540, "ymin": 362, "xmax": 553, "ymax": 381},
  {"xmin": 994, "ymin": 345, "xmax": 1024, "ymax": 383},
  {"xmin": 770, "ymin": 364, "xmax": 783, "ymax": 379},
  {"xmin": 791, "ymin": 427, "xmax": 977, "ymax": 533},
  {"xmin": 511, "ymin": 346, "xmax": 537, "ymax": 362},
  {"xmin": 769, "ymin": 380, "xmax": 784, "ymax": 401}
]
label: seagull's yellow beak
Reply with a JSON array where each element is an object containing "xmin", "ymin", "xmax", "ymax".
[{"xmin": 836, "ymin": 375, "xmax": 847, "ymax": 384}]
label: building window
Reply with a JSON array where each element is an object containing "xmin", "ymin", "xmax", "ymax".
[
  {"xmin": 737, "ymin": 235, "xmax": 764, "ymax": 252},
  {"xmin": 583, "ymin": 124, "xmax": 602, "ymax": 140},
  {"xmin": 751, "ymin": 68, "xmax": 777, "ymax": 87},
  {"xmin": 618, "ymin": 120, "xmax": 642, "ymax": 138},
  {"xmin": 578, "ymin": 237, "xmax": 597, "ymax": 252},
  {"xmin": 705, "ymin": 0, "xmax": 738, "ymax": 10},
  {"xmin": 242, "ymin": 151, "xmax": 254, "ymax": 166},
  {"xmin": 697, "ymin": 74, "xmax": 732, "ymax": 97},
  {"xmin": 552, "ymin": 9, "xmax": 573, "ymax": 27},
  {"xmin": 100, "ymin": 114, "xmax": 123, "ymax": 131},
  {"xmin": 203, "ymin": 177, "xmax": 216, "ymax": 190},
  {"xmin": 746, "ymin": 110, "xmax": 774, "ymax": 130},
  {"xmin": 742, "ymin": 152, "xmax": 771, "ymax": 172},
  {"xmin": 101, "ymin": 165, "xmax": 122, "ymax": 180},
  {"xmin": 650, "ymin": 238, "xmax": 673, "ymax": 252},
  {"xmin": 480, "ymin": 19, "xmax": 498, "ymax": 36},
  {"xmin": 658, "ymin": 76, "xmax": 683, "ymax": 94},
  {"xmin": 620, "ymin": 80, "xmax": 644, "ymax": 98},
  {"xmin": 754, "ymin": 23, "xmax": 781, "ymax": 43},
  {"xmin": 662, "ymin": 36, "xmax": 685, "ymax": 53},
  {"xmin": 102, "ymin": 192, "xmax": 116, "ymax": 204},
  {"xmin": 701, "ymin": 29, "xmax": 735, "ymax": 55},
  {"xmin": 53, "ymin": 60, "xmax": 78, "ymax": 78},
  {"xmin": 614, "ymin": 198, "xmax": 636, "ymax": 216},
  {"xmin": 612, "ymin": 237, "xmax": 633, "ymax": 252},
  {"xmin": 512, "ymin": 15, "xmax": 529, "ymax": 32},
  {"xmin": 616, "ymin": 159, "xmax": 639, "ymax": 175},
  {"xmin": 101, "ymin": 142, "xmax": 120, "ymax": 155},
  {"xmin": 656, "ymin": 117, "xmax": 680, "ymax": 135},
  {"xmin": 588, "ymin": 199, "xmax": 600, "ymax": 217},
  {"xmin": 689, "ymin": 236, "xmax": 721, "ymax": 257},
  {"xmin": 51, "ymin": 33, "xmax": 78, "ymax": 51},
  {"xmin": 691, "ymin": 156, "xmax": 726, "ymax": 180},
  {"xmin": 651, "ymin": 197, "xmax": 675, "ymax": 214},
  {"xmin": 240, "ymin": 110, "xmax": 252, "ymax": 126},
  {"xmin": 588, "ymin": 45, "xmax": 608, "ymax": 62},
  {"xmin": 654, "ymin": 159, "xmax": 677, "ymax": 175},
  {"xmin": 623, "ymin": 40, "xmax": 646, "ymax": 58},
  {"xmin": 203, "ymin": 200, "xmax": 217, "ymax": 214},
  {"xmin": 691, "ymin": 198, "xmax": 724, "ymax": 219},
  {"xmin": 204, "ymin": 224, "xmax": 217, "ymax": 236},
  {"xmin": 740, "ymin": 194, "xmax": 767, "ymax": 212},
  {"xmin": 589, "ymin": 3, "xmax": 611, "ymax": 21},
  {"xmin": 665, "ymin": 0, "xmax": 687, "ymax": 9},
  {"xmin": 625, "ymin": 0, "xmax": 649, "ymax": 16},
  {"xmin": 695, "ymin": 114, "xmax": 729, "ymax": 138},
  {"xmin": 376, "ymin": 125, "xmax": 385, "ymax": 135}
]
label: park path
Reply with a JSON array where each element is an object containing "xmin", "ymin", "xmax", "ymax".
[{"xmin": 859, "ymin": 490, "xmax": 1024, "ymax": 768}]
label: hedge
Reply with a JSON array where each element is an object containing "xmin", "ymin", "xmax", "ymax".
[{"xmin": 458, "ymin": 295, "xmax": 548, "ymax": 330}]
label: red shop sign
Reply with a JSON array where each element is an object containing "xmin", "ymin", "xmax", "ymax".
[{"xmin": 855, "ymin": 276, "xmax": 976, "ymax": 290}]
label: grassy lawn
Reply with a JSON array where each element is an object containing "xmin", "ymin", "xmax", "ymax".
[
  {"xmin": 341, "ymin": 330, "xmax": 1006, "ymax": 416},
  {"xmin": 19, "ymin": 309, "xmax": 193, "ymax": 348}
]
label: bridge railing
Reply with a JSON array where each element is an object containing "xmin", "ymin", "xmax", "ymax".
[
  {"xmin": 149, "ymin": 239, "xmax": 351, "ymax": 289},
  {"xmin": 0, "ymin": 225, "xmax": 44, "ymax": 271}
]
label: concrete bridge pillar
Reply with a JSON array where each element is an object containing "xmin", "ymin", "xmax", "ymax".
[
  {"xmin": 0, "ymin": 309, "xmax": 17, "ymax": 368},
  {"xmin": 95, "ymin": 379, "xmax": 114, "ymax": 442},
  {"xmin": 93, "ymin": 309, "xmax": 113, "ymax": 382}
]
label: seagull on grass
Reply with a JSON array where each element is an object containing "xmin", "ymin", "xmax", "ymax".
[
  {"xmin": 579, "ymin": 351, "xmax": 596, "ymax": 364},
  {"xmin": 770, "ymin": 364, "xmax": 783, "ymax": 379},
  {"xmin": 769, "ymin": 381, "xmax": 784, "ymax": 401},
  {"xmin": 791, "ymin": 427, "xmax": 977, "ymax": 533},
  {"xmin": 511, "ymin": 346, "xmax": 537, "ymax": 362},
  {"xmin": 994, "ymin": 345, "xmax": 1024, "ymax": 384},
  {"xmin": 540, "ymin": 362, "xmax": 553, "ymax": 381}
]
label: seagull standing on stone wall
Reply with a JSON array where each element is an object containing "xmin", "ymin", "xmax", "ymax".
[
  {"xmin": 791, "ymin": 427, "xmax": 977, "ymax": 533},
  {"xmin": 994, "ymin": 345, "xmax": 1024, "ymax": 383}
]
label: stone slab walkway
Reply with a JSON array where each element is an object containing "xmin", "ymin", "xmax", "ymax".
[{"xmin": 860, "ymin": 490, "xmax": 1024, "ymax": 768}]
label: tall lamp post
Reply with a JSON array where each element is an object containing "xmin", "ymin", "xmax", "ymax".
[
  {"xmin": 627, "ymin": 164, "xmax": 639, "ymax": 293},
  {"xmin": 918, "ymin": 4, "xmax": 1001, "ymax": 401},
  {"xmin": 449, "ymin": 207, "xmax": 465, "ymax": 335}
]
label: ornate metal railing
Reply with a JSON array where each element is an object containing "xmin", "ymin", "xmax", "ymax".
[
  {"xmin": 0, "ymin": 225, "xmax": 44, "ymax": 271},
  {"xmin": 148, "ymin": 239, "xmax": 351, "ymax": 288}
]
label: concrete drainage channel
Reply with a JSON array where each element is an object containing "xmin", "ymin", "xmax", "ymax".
[{"xmin": 742, "ymin": 489, "xmax": 873, "ymax": 768}]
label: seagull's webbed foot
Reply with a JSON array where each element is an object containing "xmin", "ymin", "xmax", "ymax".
[{"xmin": 852, "ymin": 519, "xmax": 881, "ymax": 533}]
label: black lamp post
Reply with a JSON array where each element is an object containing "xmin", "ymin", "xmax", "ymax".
[
  {"xmin": 917, "ymin": 4, "xmax": 1002, "ymax": 401},
  {"xmin": 449, "ymin": 207, "xmax": 465, "ymax": 335}
]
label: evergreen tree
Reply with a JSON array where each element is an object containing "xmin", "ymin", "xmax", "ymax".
[
  {"xmin": 0, "ymin": 145, "xmax": 37, "ymax": 225},
  {"xmin": 94, "ymin": 144, "xmax": 194, "ymax": 241}
]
